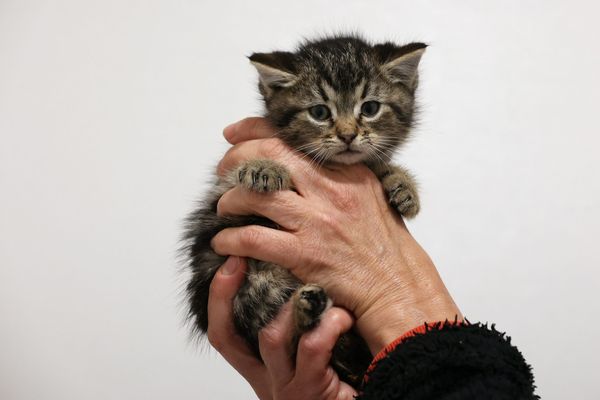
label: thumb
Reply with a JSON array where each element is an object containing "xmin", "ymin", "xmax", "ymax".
[{"xmin": 223, "ymin": 117, "xmax": 276, "ymax": 144}]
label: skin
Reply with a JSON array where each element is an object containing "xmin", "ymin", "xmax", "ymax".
[
  {"xmin": 207, "ymin": 117, "xmax": 462, "ymax": 399},
  {"xmin": 209, "ymin": 256, "xmax": 357, "ymax": 400}
]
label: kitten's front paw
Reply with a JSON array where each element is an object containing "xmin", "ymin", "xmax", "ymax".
[
  {"xmin": 236, "ymin": 159, "xmax": 292, "ymax": 193},
  {"xmin": 382, "ymin": 172, "xmax": 420, "ymax": 219},
  {"xmin": 293, "ymin": 284, "xmax": 330, "ymax": 332},
  {"xmin": 389, "ymin": 183, "xmax": 420, "ymax": 218}
]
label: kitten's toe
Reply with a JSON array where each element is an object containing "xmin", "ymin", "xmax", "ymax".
[
  {"xmin": 236, "ymin": 160, "xmax": 291, "ymax": 192},
  {"xmin": 293, "ymin": 284, "xmax": 330, "ymax": 332},
  {"xmin": 389, "ymin": 185, "xmax": 420, "ymax": 218}
]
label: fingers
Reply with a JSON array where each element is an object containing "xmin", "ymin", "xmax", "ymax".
[
  {"xmin": 211, "ymin": 226, "xmax": 301, "ymax": 270},
  {"xmin": 215, "ymin": 136, "xmax": 321, "ymax": 197},
  {"xmin": 295, "ymin": 307, "xmax": 355, "ymax": 384},
  {"xmin": 217, "ymin": 187, "xmax": 306, "ymax": 230},
  {"xmin": 216, "ymin": 137, "xmax": 294, "ymax": 178},
  {"xmin": 207, "ymin": 257, "xmax": 267, "ymax": 386},
  {"xmin": 218, "ymin": 117, "xmax": 339, "ymax": 195},
  {"xmin": 258, "ymin": 303, "xmax": 295, "ymax": 387},
  {"xmin": 223, "ymin": 117, "xmax": 277, "ymax": 144}
]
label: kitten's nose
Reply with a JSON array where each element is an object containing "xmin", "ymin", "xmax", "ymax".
[{"xmin": 337, "ymin": 132, "xmax": 357, "ymax": 144}]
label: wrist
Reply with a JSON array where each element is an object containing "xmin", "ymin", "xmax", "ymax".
[
  {"xmin": 355, "ymin": 284, "xmax": 462, "ymax": 355},
  {"xmin": 352, "ymin": 234, "xmax": 462, "ymax": 354}
]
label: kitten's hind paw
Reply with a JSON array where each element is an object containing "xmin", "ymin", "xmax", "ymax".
[
  {"xmin": 235, "ymin": 159, "xmax": 292, "ymax": 193},
  {"xmin": 292, "ymin": 284, "xmax": 331, "ymax": 333}
]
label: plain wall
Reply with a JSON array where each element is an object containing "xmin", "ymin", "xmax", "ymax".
[{"xmin": 1, "ymin": 1, "xmax": 599, "ymax": 399}]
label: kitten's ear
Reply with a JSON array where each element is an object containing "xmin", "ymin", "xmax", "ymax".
[
  {"xmin": 375, "ymin": 42, "xmax": 427, "ymax": 89},
  {"xmin": 249, "ymin": 52, "xmax": 298, "ymax": 92}
]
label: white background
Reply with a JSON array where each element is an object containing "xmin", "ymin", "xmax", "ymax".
[{"xmin": 1, "ymin": 1, "xmax": 599, "ymax": 399}]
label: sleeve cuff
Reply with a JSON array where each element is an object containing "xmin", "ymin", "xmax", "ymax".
[{"xmin": 363, "ymin": 318, "xmax": 463, "ymax": 384}]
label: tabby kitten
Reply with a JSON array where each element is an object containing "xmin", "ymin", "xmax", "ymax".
[{"xmin": 183, "ymin": 35, "xmax": 426, "ymax": 388}]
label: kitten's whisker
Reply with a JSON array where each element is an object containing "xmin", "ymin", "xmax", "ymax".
[
  {"xmin": 296, "ymin": 146, "xmax": 325, "ymax": 173},
  {"xmin": 371, "ymin": 137, "xmax": 399, "ymax": 145},
  {"xmin": 366, "ymin": 147, "xmax": 384, "ymax": 165},
  {"xmin": 295, "ymin": 145, "xmax": 323, "ymax": 164},
  {"xmin": 295, "ymin": 142, "xmax": 321, "ymax": 152},
  {"xmin": 295, "ymin": 147, "xmax": 324, "ymax": 178},
  {"xmin": 367, "ymin": 144, "xmax": 392, "ymax": 165},
  {"xmin": 306, "ymin": 148, "xmax": 329, "ymax": 175}
]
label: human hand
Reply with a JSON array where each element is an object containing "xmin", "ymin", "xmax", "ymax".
[
  {"xmin": 207, "ymin": 256, "xmax": 358, "ymax": 400},
  {"xmin": 212, "ymin": 117, "xmax": 462, "ymax": 354}
]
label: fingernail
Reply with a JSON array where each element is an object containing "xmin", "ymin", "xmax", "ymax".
[
  {"xmin": 223, "ymin": 121, "xmax": 238, "ymax": 140},
  {"xmin": 220, "ymin": 256, "xmax": 240, "ymax": 275}
]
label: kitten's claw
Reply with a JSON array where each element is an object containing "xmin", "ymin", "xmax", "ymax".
[{"xmin": 235, "ymin": 159, "xmax": 292, "ymax": 192}]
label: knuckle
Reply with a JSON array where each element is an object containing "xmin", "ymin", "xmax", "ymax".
[
  {"xmin": 272, "ymin": 192, "xmax": 295, "ymax": 213},
  {"xmin": 259, "ymin": 138, "xmax": 286, "ymax": 159},
  {"xmin": 314, "ymin": 210, "xmax": 335, "ymax": 227},
  {"xmin": 258, "ymin": 326, "xmax": 285, "ymax": 350},
  {"xmin": 210, "ymin": 231, "xmax": 224, "ymax": 254},
  {"xmin": 217, "ymin": 146, "xmax": 239, "ymax": 176},
  {"xmin": 216, "ymin": 189, "xmax": 246, "ymax": 217},
  {"xmin": 245, "ymin": 117, "xmax": 274, "ymax": 138},
  {"xmin": 324, "ymin": 309, "xmax": 342, "ymax": 326},
  {"xmin": 326, "ymin": 308, "xmax": 351, "ymax": 329},
  {"xmin": 300, "ymin": 334, "xmax": 327, "ymax": 356},
  {"xmin": 239, "ymin": 226, "xmax": 262, "ymax": 248},
  {"xmin": 314, "ymin": 210, "xmax": 344, "ymax": 235},
  {"xmin": 246, "ymin": 117, "xmax": 262, "ymax": 134}
]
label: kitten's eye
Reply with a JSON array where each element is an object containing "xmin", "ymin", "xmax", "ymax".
[
  {"xmin": 308, "ymin": 105, "xmax": 331, "ymax": 121},
  {"xmin": 361, "ymin": 101, "xmax": 381, "ymax": 117}
]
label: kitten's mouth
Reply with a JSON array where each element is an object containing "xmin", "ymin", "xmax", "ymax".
[{"xmin": 331, "ymin": 147, "xmax": 367, "ymax": 164}]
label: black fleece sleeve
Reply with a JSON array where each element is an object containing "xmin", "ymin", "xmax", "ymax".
[{"xmin": 358, "ymin": 322, "xmax": 539, "ymax": 400}]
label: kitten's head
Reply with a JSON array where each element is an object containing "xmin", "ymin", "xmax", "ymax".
[{"xmin": 250, "ymin": 35, "xmax": 426, "ymax": 165}]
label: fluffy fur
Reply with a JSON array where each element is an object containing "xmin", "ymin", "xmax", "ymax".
[
  {"xmin": 182, "ymin": 34, "xmax": 426, "ymax": 389},
  {"xmin": 360, "ymin": 322, "xmax": 539, "ymax": 399}
]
